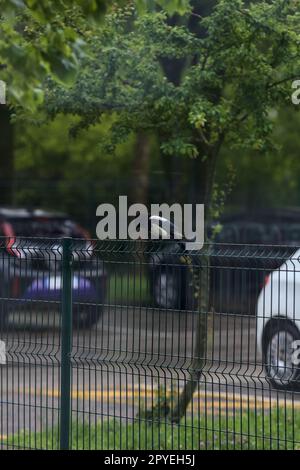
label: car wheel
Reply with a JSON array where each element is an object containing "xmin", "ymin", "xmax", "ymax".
[
  {"xmin": 153, "ymin": 267, "xmax": 182, "ymax": 310},
  {"xmin": 263, "ymin": 320, "xmax": 300, "ymax": 391},
  {"xmin": 72, "ymin": 304, "xmax": 103, "ymax": 330}
]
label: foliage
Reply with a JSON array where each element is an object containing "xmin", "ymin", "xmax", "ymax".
[
  {"xmin": 216, "ymin": 106, "xmax": 300, "ymax": 210},
  {"xmin": 0, "ymin": 0, "xmax": 106, "ymax": 109},
  {"xmin": 136, "ymin": 0, "xmax": 191, "ymax": 14},
  {"xmin": 3, "ymin": 0, "xmax": 300, "ymax": 212},
  {"xmin": 0, "ymin": 0, "xmax": 191, "ymax": 112}
]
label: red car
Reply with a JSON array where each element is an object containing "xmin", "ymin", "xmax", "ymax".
[{"xmin": 0, "ymin": 207, "xmax": 107, "ymax": 329}]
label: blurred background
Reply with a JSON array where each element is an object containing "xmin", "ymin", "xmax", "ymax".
[{"xmin": 1, "ymin": 105, "xmax": 300, "ymax": 235}]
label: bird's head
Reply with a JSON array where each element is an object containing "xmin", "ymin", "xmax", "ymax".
[{"xmin": 148, "ymin": 215, "xmax": 183, "ymax": 241}]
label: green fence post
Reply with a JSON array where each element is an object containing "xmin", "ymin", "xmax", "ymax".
[{"xmin": 60, "ymin": 237, "xmax": 73, "ymax": 450}]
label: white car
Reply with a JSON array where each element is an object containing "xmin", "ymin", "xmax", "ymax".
[{"xmin": 257, "ymin": 248, "xmax": 300, "ymax": 390}]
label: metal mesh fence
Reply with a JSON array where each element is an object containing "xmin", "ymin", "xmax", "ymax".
[{"xmin": 0, "ymin": 237, "xmax": 300, "ymax": 450}]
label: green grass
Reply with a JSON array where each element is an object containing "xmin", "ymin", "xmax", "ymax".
[
  {"xmin": 108, "ymin": 274, "xmax": 150, "ymax": 304},
  {"xmin": 5, "ymin": 407, "xmax": 300, "ymax": 450}
]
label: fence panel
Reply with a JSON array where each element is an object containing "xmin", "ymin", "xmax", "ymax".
[
  {"xmin": 0, "ymin": 237, "xmax": 300, "ymax": 450},
  {"xmin": 0, "ymin": 238, "xmax": 63, "ymax": 449}
]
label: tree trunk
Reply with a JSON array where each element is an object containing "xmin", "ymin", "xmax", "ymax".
[
  {"xmin": 0, "ymin": 106, "xmax": 14, "ymax": 204},
  {"xmin": 171, "ymin": 140, "xmax": 223, "ymax": 424},
  {"xmin": 171, "ymin": 255, "xmax": 209, "ymax": 423},
  {"xmin": 131, "ymin": 132, "xmax": 151, "ymax": 275}
]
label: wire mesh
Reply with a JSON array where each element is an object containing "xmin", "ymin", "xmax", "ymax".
[{"xmin": 0, "ymin": 236, "xmax": 300, "ymax": 450}]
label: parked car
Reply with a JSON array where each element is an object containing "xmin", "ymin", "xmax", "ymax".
[
  {"xmin": 0, "ymin": 207, "xmax": 107, "ymax": 329},
  {"xmin": 257, "ymin": 248, "xmax": 300, "ymax": 391},
  {"xmin": 149, "ymin": 208, "xmax": 300, "ymax": 314}
]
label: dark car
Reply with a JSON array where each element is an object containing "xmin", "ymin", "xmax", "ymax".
[
  {"xmin": 149, "ymin": 208, "xmax": 300, "ymax": 315},
  {"xmin": 0, "ymin": 208, "xmax": 107, "ymax": 329}
]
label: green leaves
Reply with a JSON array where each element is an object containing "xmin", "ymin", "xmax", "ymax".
[
  {"xmin": 2, "ymin": 0, "xmax": 300, "ymax": 175},
  {"xmin": 161, "ymin": 138, "xmax": 199, "ymax": 158},
  {"xmin": 42, "ymin": 0, "xmax": 300, "ymax": 166},
  {"xmin": 0, "ymin": 0, "xmax": 115, "ymax": 111}
]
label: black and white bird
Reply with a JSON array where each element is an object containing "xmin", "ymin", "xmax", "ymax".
[{"xmin": 148, "ymin": 215, "xmax": 184, "ymax": 241}]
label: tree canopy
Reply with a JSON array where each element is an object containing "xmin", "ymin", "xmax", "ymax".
[
  {"xmin": 2, "ymin": 0, "xmax": 300, "ymax": 211},
  {"xmin": 44, "ymin": 0, "xmax": 300, "ymax": 207},
  {"xmin": 0, "ymin": 0, "xmax": 191, "ymax": 110}
]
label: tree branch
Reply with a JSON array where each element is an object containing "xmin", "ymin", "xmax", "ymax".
[{"xmin": 267, "ymin": 75, "xmax": 300, "ymax": 89}]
